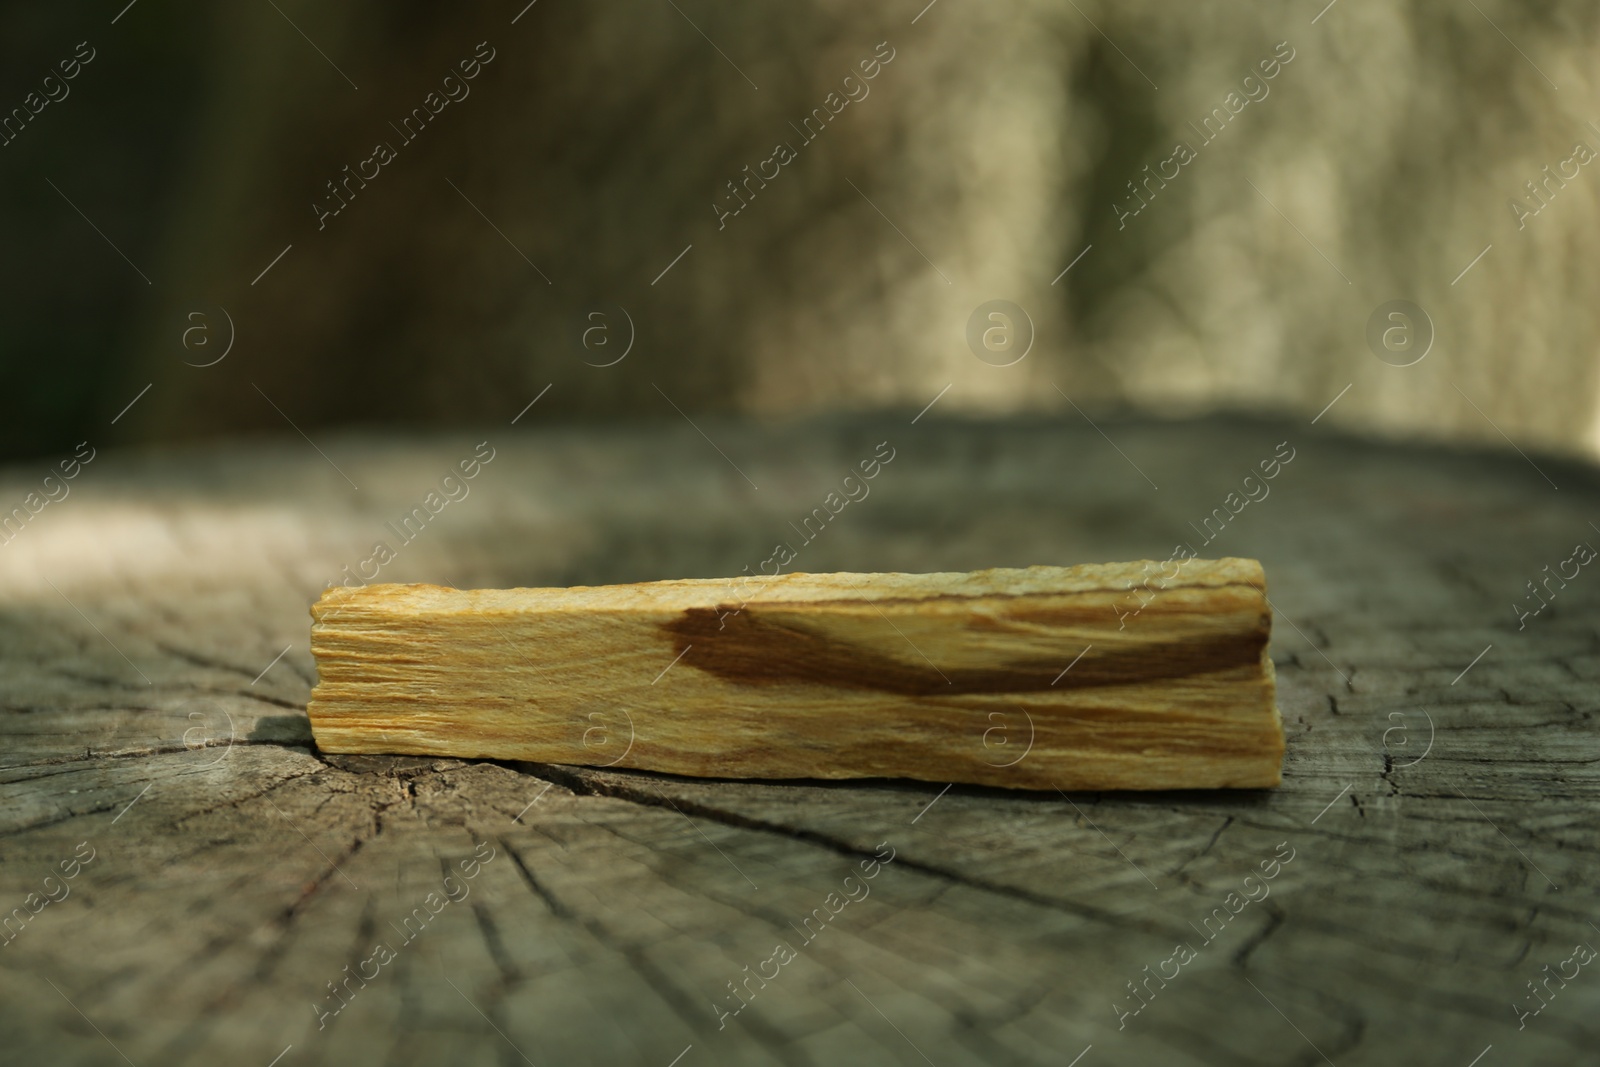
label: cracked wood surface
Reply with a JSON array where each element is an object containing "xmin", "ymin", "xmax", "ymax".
[{"xmin": 0, "ymin": 414, "xmax": 1596, "ymax": 1066}]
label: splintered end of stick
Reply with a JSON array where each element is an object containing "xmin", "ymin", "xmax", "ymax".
[{"xmin": 307, "ymin": 559, "xmax": 1284, "ymax": 791}]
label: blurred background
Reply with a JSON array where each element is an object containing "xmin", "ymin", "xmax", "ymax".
[{"xmin": 2, "ymin": 0, "xmax": 1598, "ymax": 462}]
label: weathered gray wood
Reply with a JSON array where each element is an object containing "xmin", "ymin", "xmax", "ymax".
[{"xmin": 1, "ymin": 415, "xmax": 1597, "ymax": 1066}]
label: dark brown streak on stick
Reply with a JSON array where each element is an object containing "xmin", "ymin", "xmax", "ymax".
[{"xmin": 663, "ymin": 607, "xmax": 1266, "ymax": 695}]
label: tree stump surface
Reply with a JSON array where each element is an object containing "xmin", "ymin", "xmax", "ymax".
[{"xmin": 1, "ymin": 414, "xmax": 1595, "ymax": 1066}]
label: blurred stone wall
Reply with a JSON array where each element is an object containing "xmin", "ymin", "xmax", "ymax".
[{"xmin": 3, "ymin": 1, "xmax": 1598, "ymax": 459}]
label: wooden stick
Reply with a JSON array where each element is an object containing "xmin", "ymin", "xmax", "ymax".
[{"xmin": 307, "ymin": 559, "xmax": 1283, "ymax": 791}]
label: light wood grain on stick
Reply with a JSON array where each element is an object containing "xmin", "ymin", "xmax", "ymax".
[{"xmin": 306, "ymin": 559, "xmax": 1283, "ymax": 790}]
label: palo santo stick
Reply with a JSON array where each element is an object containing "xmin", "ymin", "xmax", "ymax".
[{"xmin": 307, "ymin": 559, "xmax": 1283, "ymax": 791}]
